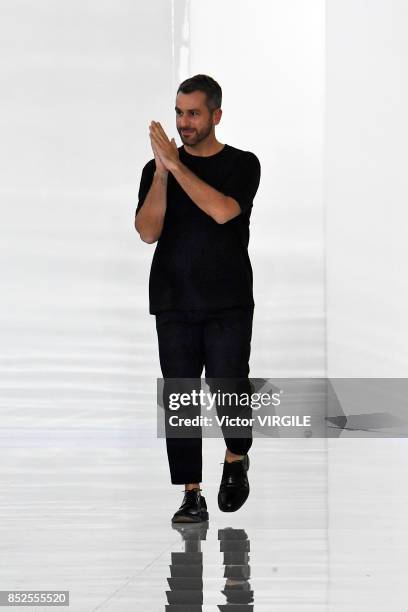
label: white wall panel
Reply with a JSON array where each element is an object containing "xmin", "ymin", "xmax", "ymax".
[
  {"xmin": 188, "ymin": 0, "xmax": 326, "ymax": 376},
  {"xmin": 326, "ymin": 0, "xmax": 408, "ymax": 376}
]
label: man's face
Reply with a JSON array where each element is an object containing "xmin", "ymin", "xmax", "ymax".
[{"xmin": 175, "ymin": 90, "xmax": 219, "ymax": 146}]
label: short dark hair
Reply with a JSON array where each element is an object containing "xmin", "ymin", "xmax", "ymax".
[{"xmin": 177, "ymin": 74, "xmax": 222, "ymax": 113}]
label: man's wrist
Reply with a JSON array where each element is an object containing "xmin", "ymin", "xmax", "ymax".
[
  {"xmin": 154, "ymin": 170, "xmax": 168, "ymax": 181},
  {"xmin": 168, "ymin": 159, "xmax": 183, "ymax": 175}
]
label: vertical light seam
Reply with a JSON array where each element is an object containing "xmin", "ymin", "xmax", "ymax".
[
  {"xmin": 170, "ymin": 0, "xmax": 175, "ymax": 95},
  {"xmin": 185, "ymin": 0, "xmax": 191, "ymax": 78}
]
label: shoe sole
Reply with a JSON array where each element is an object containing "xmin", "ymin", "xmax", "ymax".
[{"xmin": 171, "ymin": 510, "xmax": 209, "ymax": 523}]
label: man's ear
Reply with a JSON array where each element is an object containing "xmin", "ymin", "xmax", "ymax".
[{"xmin": 213, "ymin": 108, "xmax": 222, "ymax": 126}]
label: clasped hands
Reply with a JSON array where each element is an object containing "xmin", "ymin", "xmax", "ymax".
[{"xmin": 149, "ymin": 121, "xmax": 180, "ymax": 173}]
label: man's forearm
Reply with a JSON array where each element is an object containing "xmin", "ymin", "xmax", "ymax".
[
  {"xmin": 170, "ymin": 160, "xmax": 240, "ymax": 224},
  {"xmin": 135, "ymin": 171, "xmax": 168, "ymax": 243}
]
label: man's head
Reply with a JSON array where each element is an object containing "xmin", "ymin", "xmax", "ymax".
[{"xmin": 175, "ymin": 74, "xmax": 222, "ymax": 147}]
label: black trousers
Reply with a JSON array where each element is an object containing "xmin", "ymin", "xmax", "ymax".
[{"xmin": 155, "ymin": 305, "xmax": 254, "ymax": 484}]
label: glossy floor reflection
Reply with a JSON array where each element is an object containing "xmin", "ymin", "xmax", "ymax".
[
  {"xmin": 167, "ymin": 525, "xmax": 253, "ymax": 610},
  {"xmin": 1, "ymin": 433, "xmax": 408, "ymax": 610}
]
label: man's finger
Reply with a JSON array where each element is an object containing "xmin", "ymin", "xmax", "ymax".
[
  {"xmin": 150, "ymin": 132, "xmax": 167, "ymax": 155},
  {"xmin": 150, "ymin": 130, "xmax": 163, "ymax": 144},
  {"xmin": 154, "ymin": 122, "xmax": 171, "ymax": 142},
  {"xmin": 150, "ymin": 125, "xmax": 168, "ymax": 146},
  {"xmin": 149, "ymin": 128, "xmax": 161, "ymax": 141}
]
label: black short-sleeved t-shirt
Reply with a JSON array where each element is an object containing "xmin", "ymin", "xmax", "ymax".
[{"xmin": 136, "ymin": 143, "xmax": 261, "ymax": 314}]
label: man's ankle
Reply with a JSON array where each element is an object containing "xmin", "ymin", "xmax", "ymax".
[
  {"xmin": 184, "ymin": 483, "xmax": 201, "ymax": 491},
  {"xmin": 225, "ymin": 449, "xmax": 245, "ymax": 463}
]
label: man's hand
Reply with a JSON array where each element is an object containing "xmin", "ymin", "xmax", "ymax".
[
  {"xmin": 149, "ymin": 121, "xmax": 179, "ymax": 172},
  {"xmin": 150, "ymin": 130, "xmax": 167, "ymax": 176}
]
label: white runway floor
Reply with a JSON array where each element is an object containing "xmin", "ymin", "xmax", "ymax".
[{"xmin": 1, "ymin": 410, "xmax": 408, "ymax": 610}]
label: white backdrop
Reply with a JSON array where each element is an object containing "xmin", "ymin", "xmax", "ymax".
[
  {"xmin": 0, "ymin": 0, "xmax": 325, "ymax": 388},
  {"xmin": 1, "ymin": 1, "xmax": 406, "ymax": 420},
  {"xmin": 326, "ymin": 0, "xmax": 408, "ymax": 376},
  {"xmin": 1, "ymin": 1, "xmax": 172, "ymax": 418}
]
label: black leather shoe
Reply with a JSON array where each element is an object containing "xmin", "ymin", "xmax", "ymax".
[
  {"xmin": 172, "ymin": 489, "xmax": 209, "ymax": 523},
  {"xmin": 218, "ymin": 454, "xmax": 250, "ymax": 512}
]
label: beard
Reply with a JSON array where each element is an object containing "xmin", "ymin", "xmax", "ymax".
[{"xmin": 177, "ymin": 119, "xmax": 213, "ymax": 146}]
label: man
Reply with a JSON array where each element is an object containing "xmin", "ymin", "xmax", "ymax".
[{"xmin": 134, "ymin": 74, "xmax": 261, "ymax": 523}]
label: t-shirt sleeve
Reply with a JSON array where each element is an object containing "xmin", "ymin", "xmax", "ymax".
[
  {"xmin": 135, "ymin": 159, "xmax": 155, "ymax": 216},
  {"xmin": 220, "ymin": 151, "xmax": 261, "ymax": 214}
]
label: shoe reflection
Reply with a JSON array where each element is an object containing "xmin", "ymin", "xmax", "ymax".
[
  {"xmin": 166, "ymin": 522, "xmax": 208, "ymax": 610},
  {"xmin": 166, "ymin": 524, "xmax": 253, "ymax": 611},
  {"xmin": 218, "ymin": 527, "xmax": 253, "ymax": 610}
]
